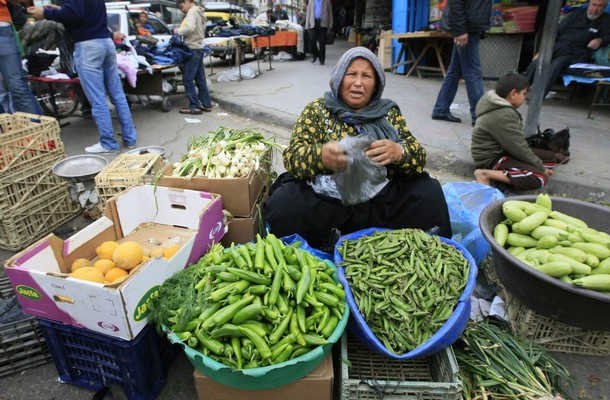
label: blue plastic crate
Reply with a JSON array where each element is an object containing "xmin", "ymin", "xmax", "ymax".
[{"xmin": 37, "ymin": 319, "xmax": 178, "ymax": 400}]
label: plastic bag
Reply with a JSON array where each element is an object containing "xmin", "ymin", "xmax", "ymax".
[
  {"xmin": 332, "ymin": 135, "xmax": 389, "ymax": 205},
  {"xmin": 525, "ymin": 126, "xmax": 570, "ymax": 155},
  {"xmin": 281, "ymin": 233, "xmax": 332, "ymax": 261},
  {"xmin": 217, "ymin": 66, "xmax": 257, "ymax": 82},
  {"xmin": 442, "ymin": 182, "xmax": 504, "ymax": 265}
]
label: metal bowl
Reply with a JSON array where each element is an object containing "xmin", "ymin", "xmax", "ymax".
[
  {"xmin": 479, "ymin": 195, "xmax": 610, "ymax": 331},
  {"xmin": 126, "ymin": 146, "xmax": 166, "ymax": 157},
  {"xmin": 52, "ymin": 155, "xmax": 108, "ymax": 180}
]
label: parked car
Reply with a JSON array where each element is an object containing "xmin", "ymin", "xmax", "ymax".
[
  {"xmin": 106, "ymin": 2, "xmax": 173, "ymax": 44},
  {"xmin": 204, "ymin": 2, "xmax": 253, "ymax": 63}
]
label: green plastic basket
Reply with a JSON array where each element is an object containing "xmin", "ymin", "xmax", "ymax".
[{"xmin": 165, "ymin": 259, "xmax": 349, "ymax": 390}]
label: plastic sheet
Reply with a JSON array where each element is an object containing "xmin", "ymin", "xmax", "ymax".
[{"xmin": 442, "ymin": 182, "xmax": 504, "ymax": 266}]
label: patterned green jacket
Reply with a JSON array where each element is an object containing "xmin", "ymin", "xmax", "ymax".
[{"xmin": 284, "ymin": 98, "xmax": 427, "ymax": 180}]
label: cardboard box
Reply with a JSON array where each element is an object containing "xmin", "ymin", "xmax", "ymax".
[
  {"xmin": 4, "ymin": 185, "xmax": 225, "ymax": 340},
  {"xmin": 193, "ymin": 353, "xmax": 334, "ymax": 400},
  {"xmin": 378, "ymin": 36, "xmax": 393, "ymax": 71},
  {"xmin": 220, "ymin": 211, "xmax": 262, "ymax": 246},
  {"xmin": 158, "ymin": 164, "xmax": 269, "ymax": 218},
  {"xmin": 220, "ymin": 187, "xmax": 267, "ymax": 246}
]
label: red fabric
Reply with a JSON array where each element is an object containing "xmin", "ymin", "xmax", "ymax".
[{"xmin": 252, "ymin": 31, "xmax": 297, "ymax": 49}]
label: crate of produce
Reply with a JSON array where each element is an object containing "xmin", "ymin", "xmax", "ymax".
[
  {"xmin": 38, "ymin": 318, "xmax": 179, "ymax": 400},
  {"xmin": 0, "ymin": 181, "xmax": 80, "ymax": 252},
  {"xmin": 340, "ymin": 333, "xmax": 462, "ymax": 400},
  {"xmin": 0, "ymin": 299, "xmax": 51, "ymax": 378},
  {"xmin": 503, "ymin": 290, "xmax": 610, "ymax": 356},
  {"xmin": 95, "ymin": 153, "xmax": 165, "ymax": 207},
  {"xmin": 0, "ymin": 273, "xmax": 14, "ymax": 299},
  {"xmin": 0, "ymin": 112, "xmax": 64, "ymax": 175}
]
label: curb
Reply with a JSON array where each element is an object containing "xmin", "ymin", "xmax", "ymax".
[{"xmin": 211, "ymin": 93, "xmax": 609, "ymax": 204}]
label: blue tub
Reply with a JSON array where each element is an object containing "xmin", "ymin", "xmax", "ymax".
[{"xmin": 334, "ymin": 227, "xmax": 477, "ymax": 359}]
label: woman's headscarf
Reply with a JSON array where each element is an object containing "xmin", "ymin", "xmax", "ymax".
[{"xmin": 324, "ymin": 46, "xmax": 400, "ymax": 141}]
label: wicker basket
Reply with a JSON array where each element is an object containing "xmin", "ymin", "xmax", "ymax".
[
  {"xmin": 0, "ymin": 113, "xmax": 64, "ymax": 176},
  {"xmin": 503, "ymin": 290, "xmax": 610, "ymax": 356},
  {"xmin": 95, "ymin": 153, "xmax": 165, "ymax": 207},
  {"xmin": 340, "ymin": 333, "xmax": 462, "ymax": 400}
]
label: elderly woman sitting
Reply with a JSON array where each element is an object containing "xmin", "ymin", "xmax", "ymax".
[{"xmin": 264, "ymin": 47, "xmax": 452, "ymax": 251}]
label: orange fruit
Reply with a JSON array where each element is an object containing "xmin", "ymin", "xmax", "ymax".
[
  {"xmin": 70, "ymin": 267, "xmax": 105, "ymax": 283},
  {"xmin": 150, "ymin": 246, "xmax": 164, "ymax": 258},
  {"xmin": 163, "ymin": 244, "xmax": 182, "ymax": 259},
  {"xmin": 96, "ymin": 241, "xmax": 119, "ymax": 260},
  {"xmin": 105, "ymin": 267, "xmax": 128, "ymax": 284},
  {"xmin": 71, "ymin": 258, "xmax": 91, "ymax": 273},
  {"xmin": 93, "ymin": 259, "xmax": 116, "ymax": 275},
  {"xmin": 112, "ymin": 241, "xmax": 144, "ymax": 270}
]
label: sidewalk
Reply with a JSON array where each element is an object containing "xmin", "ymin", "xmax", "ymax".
[{"xmin": 208, "ymin": 39, "xmax": 610, "ymax": 204}]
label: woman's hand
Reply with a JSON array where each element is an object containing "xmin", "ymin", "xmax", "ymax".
[
  {"xmin": 364, "ymin": 139, "xmax": 403, "ymax": 166},
  {"xmin": 321, "ymin": 142, "xmax": 348, "ymax": 172},
  {"xmin": 27, "ymin": 6, "xmax": 45, "ymax": 20}
]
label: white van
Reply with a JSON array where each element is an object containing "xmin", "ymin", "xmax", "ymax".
[{"xmin": 106, "ymin": 2, "xmax": 173, "ymax": 44}]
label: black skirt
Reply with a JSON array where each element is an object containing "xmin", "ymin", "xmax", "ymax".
[{"xmin": 263, "ymin": 171, "xmax": 452, "ymax": 249}]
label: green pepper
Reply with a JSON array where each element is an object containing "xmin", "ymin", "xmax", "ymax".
[
  {"xmin": 269, "ymin": 307, "xmax": 293, "ymax": 344},
  {"xmin": 231, "ymin": 302, "xmax": 264, "ymax": 325},
  {"xmin": 320, "ymin": 315, "xmax": 339, "ymax": 338},
  {"xmin": 230, "ymin": 243, "xmax": 248, "ymax": 269},
  {"xmin": 226, "ymin": 267, "xmax": 271, "ymax": 285},
  {"xmin": 237, "ymin": 244, "xmax": 253, "ymax": 269},
  {"xmin": 239, "ymin": 325, "xmax": 272, "ymax": 359},
  {"xmin": 232, "ymin": 337, "xmax": 243, "ymax": 369},
  {"xmin": 296, "ymin": 264, "xmax": 311, "ymax": 304},
  {"xmin": 290, "ymin": 312, "xmax": 307, "ymax": 346}
]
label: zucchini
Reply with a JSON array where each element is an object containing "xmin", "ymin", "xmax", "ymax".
[
  {"xmin": 549, "ymin": 211, "xmax": 588, "ymax": 229},
  {"xmin": 502, "ymin": 204, "xmax": 528, "ymax": 222},
  {"xmin": 572, "ymin": 274, "xmax": 610, "ymax": 291},
  {"xmin": 506, "ymin": 233, "xmax": 539, "ymax": 248},
  {"xmin": 532, "ymin": 262, "xmax": 573, "ymax": 278},
  {"xmin": 573, "ymin": 242, "xmax": 610, "ymax": 260},
  {"xmin": 518, "ymin": 211, "xmax": 548, "ymax": 233},
  {"xmin": 530, "ymin": 226, "xmax": 568, "ymax": 240},
  {"xmin": 535, "ymin": 193, "xmax": 552, "ymax": 210},
  {"xmin": 493, "ymin": 223, "xmax": 509, "ymax": 247},
  {"xmin": 549, "ymin": 245, "xmax": 588, "ymax": 263},
  {"xmin": 548, "ymin": 254, "xmax": 591, "ymax": 275}
]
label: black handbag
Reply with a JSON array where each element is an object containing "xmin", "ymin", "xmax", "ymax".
[{"xmin": 525, "ymin": 126, "xmax": 570, "ymax": 156}]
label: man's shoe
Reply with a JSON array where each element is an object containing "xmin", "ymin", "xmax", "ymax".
[
  {"xmin": 124, "ymin": 143, "xmax": 137, "ymax": 149},
  {"xmin": 319, "ymin": 60, "xmax": 324, "ymax": 65},
  {"xmin": 85, "ymin": 142, "xmax": 118, "ymax": 154},
  {"xmin": 431, "ymin": 114, "xmax": 462, "ymax": 123},
  {"xmin": 310, "ymin": 57, "xmax": 317, "ymax": 63}
]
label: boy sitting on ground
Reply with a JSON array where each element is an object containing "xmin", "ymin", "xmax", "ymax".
[{"xmin": 471, "ymin": 73, "xmax": 568, "ymax": 191}]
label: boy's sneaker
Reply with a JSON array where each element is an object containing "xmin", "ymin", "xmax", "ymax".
[{"xmin": 85, "ymin": 143, "xmax": 118, "ymax": 154}]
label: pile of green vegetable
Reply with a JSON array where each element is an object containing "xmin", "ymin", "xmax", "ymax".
[
  {"xmin": 172, "ymin": 126, "xmax": 285, "ymax": 178},
  {"xmin": 337, "ymin": 228, "xmax": 470, "ymax": 355},
  {"xmin": 456, "ymin": 320, "xmax": 573, "ymax": 399},
  {"xmin": 493, "ymin": 194, "xmax": 610, "ymax": 293},
  {"xmin": 148, "ymin": 234, "xmax": 346, "ymax": 369}
]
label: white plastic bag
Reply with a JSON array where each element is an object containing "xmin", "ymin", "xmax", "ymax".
[{"xmin": 217, "ymin": 66, "xmax": 256, "ymax": 82}]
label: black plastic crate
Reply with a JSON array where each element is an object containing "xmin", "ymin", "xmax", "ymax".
[
  {"xmin": 0, "ymin": 302, "xmax": 51, "ymax": 378},
  {"xmin": 37, "ymin": 319, "xmax": 179, "ymax": 400}
]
